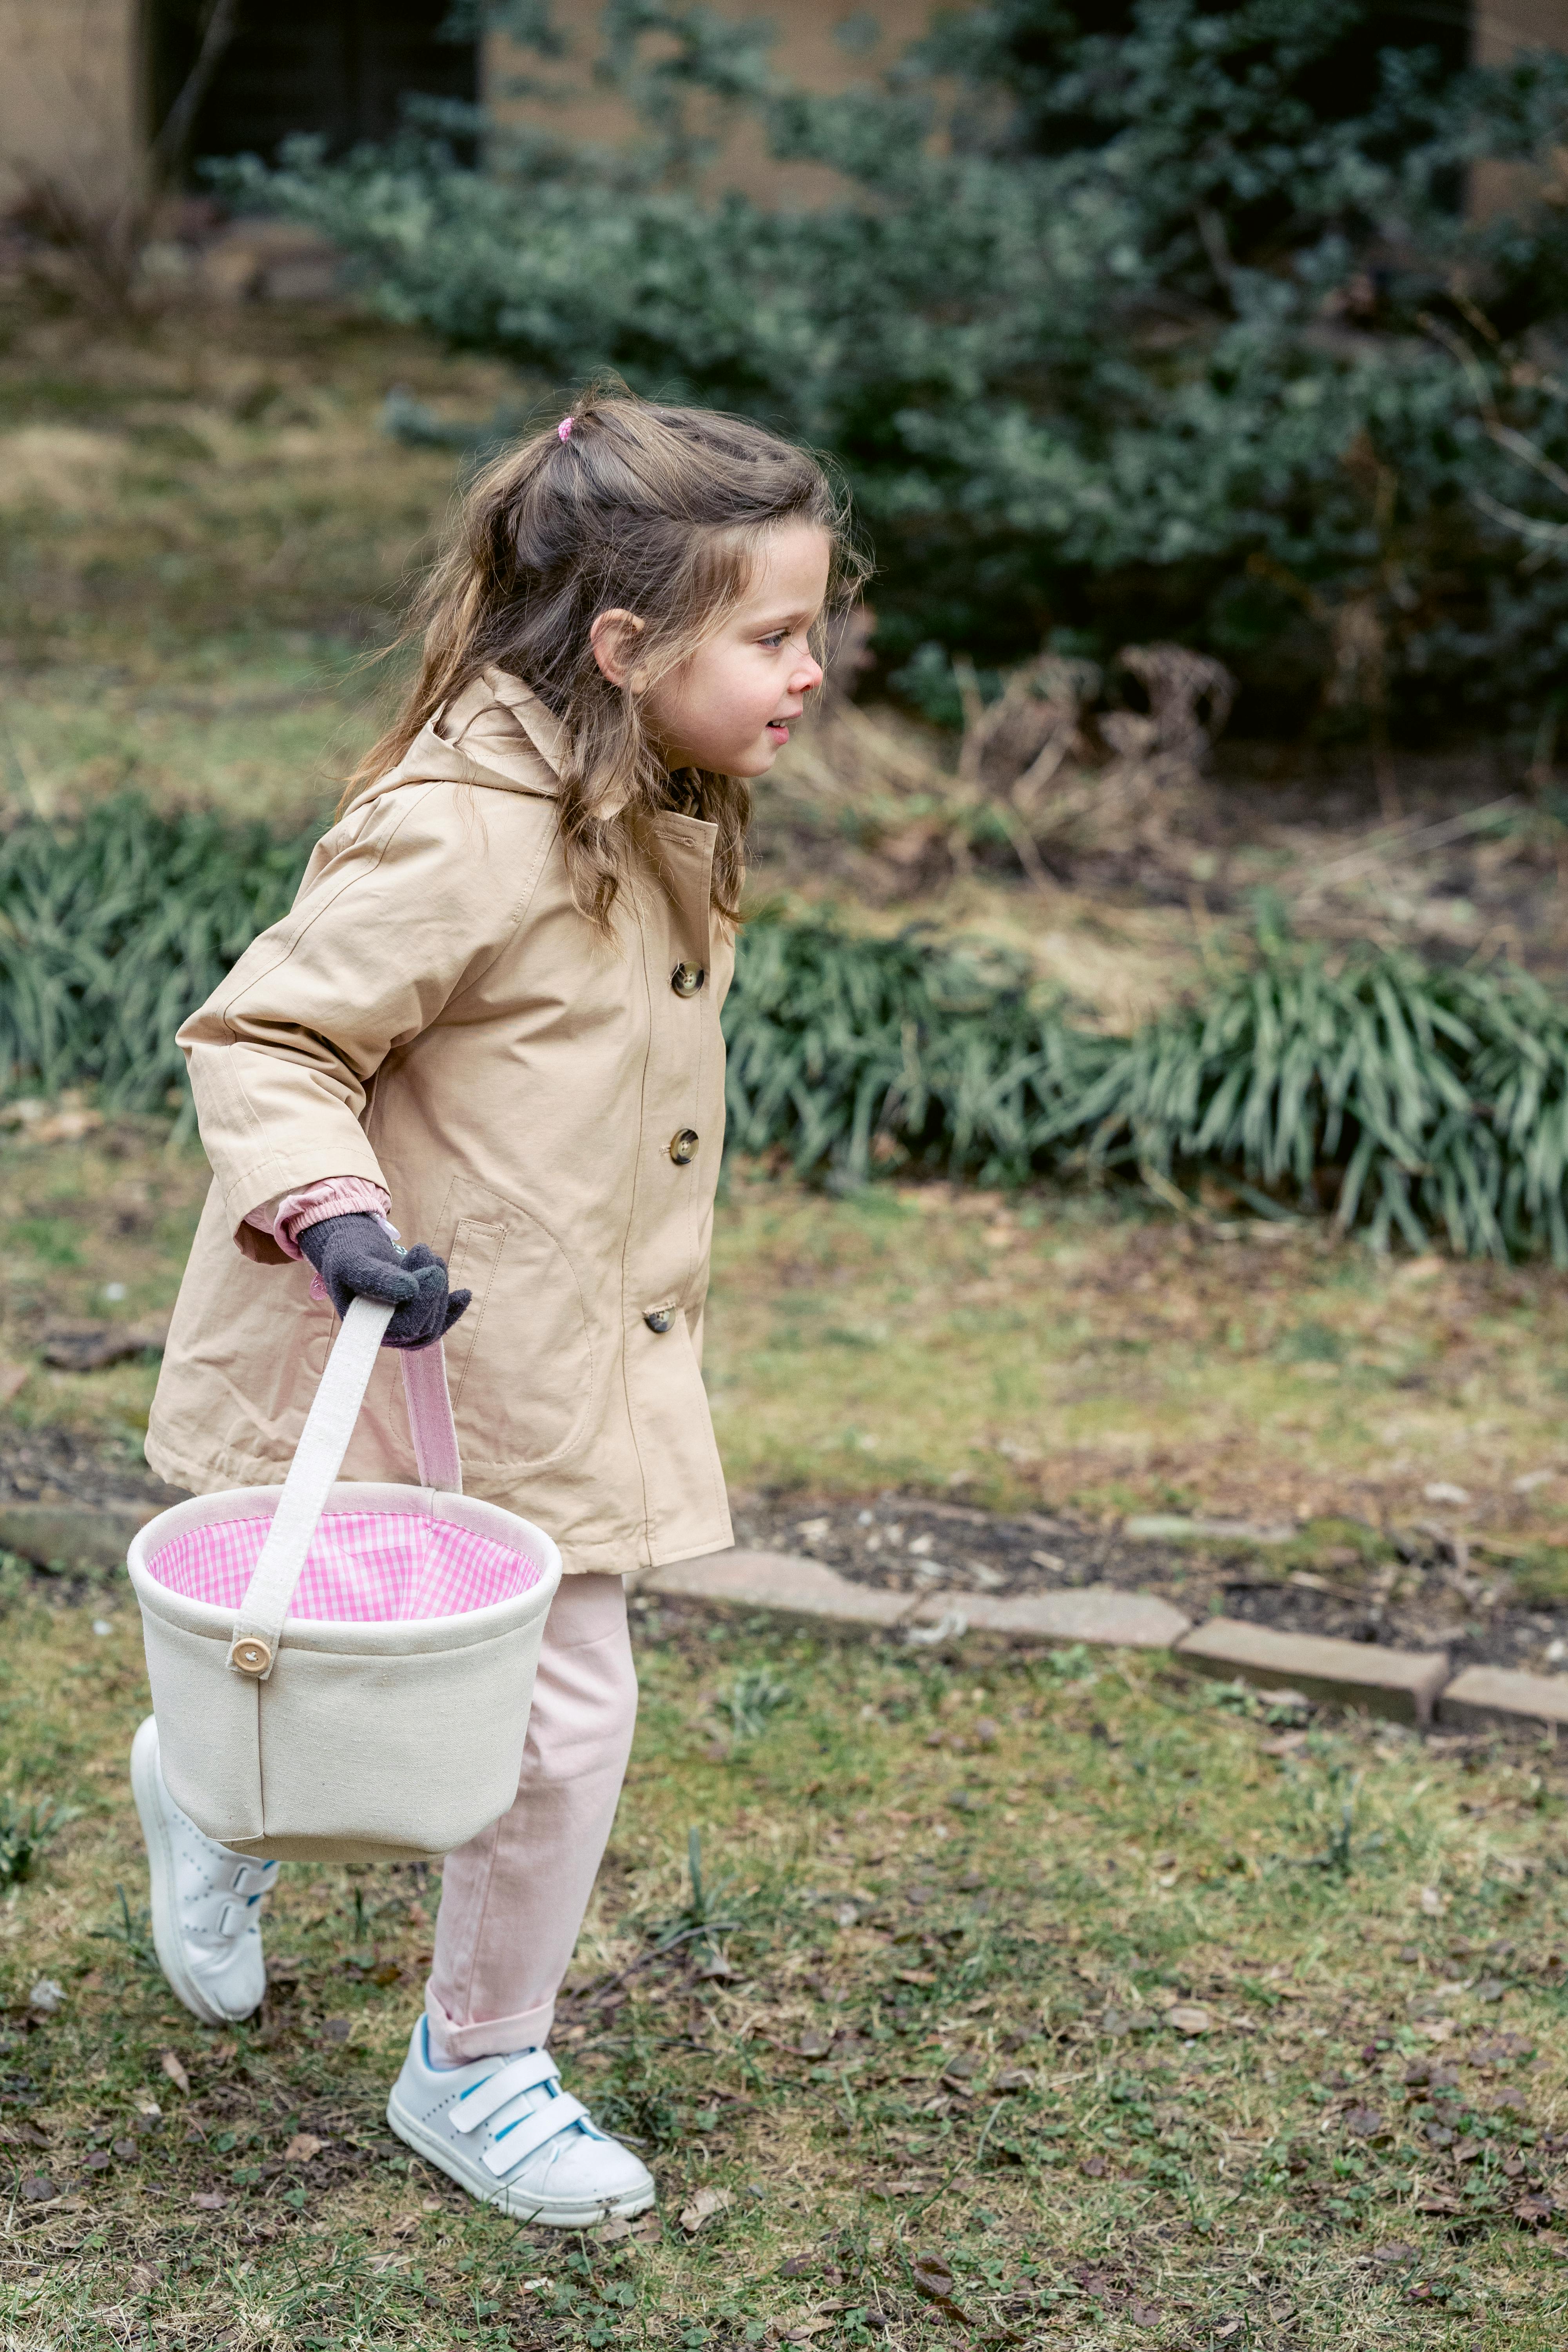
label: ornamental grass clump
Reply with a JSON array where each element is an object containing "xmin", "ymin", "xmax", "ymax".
[
  {"xmin": 721, "ymin": 910, "xmax": 1114, "ymax": 1188},
  {"xmin": 9, "ymin": 796, "xmax": 1568, "ymax": 1258},
  {"xmin": 0, "ymin": 797, "xmax": 317, "ymax": 1115},
  {"xmin": 1066, "ymin": 948, "xmax": 1568, "ymax": 1262}
]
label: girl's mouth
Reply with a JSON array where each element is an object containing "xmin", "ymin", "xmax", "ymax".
[{"xmin": 765, "ymin": 720, "xmax": 790, "ymax": 744}]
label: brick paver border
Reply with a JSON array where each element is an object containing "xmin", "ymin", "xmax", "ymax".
[{"xmin": 636, "ymin": 1548, "xmax": 1568, "ymax": 1735}]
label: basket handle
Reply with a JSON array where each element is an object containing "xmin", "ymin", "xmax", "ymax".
[{"xmin": 227, "ymin": 1298, "xmax": 463, "ymax": 1680}]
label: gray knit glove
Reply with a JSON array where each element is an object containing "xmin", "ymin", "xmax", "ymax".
[{"xmin": 296, "ymin": 1214, "xmax": 470, "ymax": 1352}]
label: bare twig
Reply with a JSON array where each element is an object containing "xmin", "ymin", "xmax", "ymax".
[{"xmin": 146, "ymin": 0, "xmax": 243, "ymax": 187}]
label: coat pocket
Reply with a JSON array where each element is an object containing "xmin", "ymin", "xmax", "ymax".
[{"xmin": 437, "ymin": 1179, "xmax": 595, "ymax": 1474}]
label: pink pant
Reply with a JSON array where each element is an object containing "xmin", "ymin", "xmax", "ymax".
[{"xmin": 423, "ymin": 1572, "xmax": 637, "ymax": 2064}]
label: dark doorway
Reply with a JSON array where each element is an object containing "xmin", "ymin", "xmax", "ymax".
[{"xmin": 151, "ymin": 1, "xmax": 479, "ymax": 171}]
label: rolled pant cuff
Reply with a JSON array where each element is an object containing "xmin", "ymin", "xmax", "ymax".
[{"xmin": 424, "ymin": 1987, "xmax": 558, "ymax": 2066}]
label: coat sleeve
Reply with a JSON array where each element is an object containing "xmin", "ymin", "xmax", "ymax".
[{"xmin": 178, "ymin": 784, "xmax": 555, "ymax": 1259}]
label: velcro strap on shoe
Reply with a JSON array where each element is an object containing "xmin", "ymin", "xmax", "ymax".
[
  {"xmin": 483, "ymin": 2092, "xmax": 589, "ymax": 2178},
  {"xmin": 449, "ymin": 2047, "xmax": 561, "ymax": 2134}
]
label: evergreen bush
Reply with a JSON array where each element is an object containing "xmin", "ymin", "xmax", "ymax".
[{"xmin": 221, "ymin": 1, "xmax": 1568, "ymax": 734}]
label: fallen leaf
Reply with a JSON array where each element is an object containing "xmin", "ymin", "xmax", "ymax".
[
  {"xmin": 159, "ymin": 2050, "xmax": 190, "ymax": 2094},
  {"xmin": 1419, "ymin": 2019, "xmax": 1457, "ymax": 2043},
  {"xmin": 191, "ymin": 2191, "xmax": 227, "ymax": 2210},
  {"xmin": 1420, "ymin": 1886, "xmax": 1446, "ymax": 1916},
  {"xmin": 1167, "ymin": 2004, "xmax": 1211, "ymax": 2036},
  {"xmin": 19, "ymin": 2175, "xmax": 57, "ymax": 2203},
  {"xmin": 797, "ymin": 2028, "xmax": 833, "ymax": 2058},
  {"xmin": 995, "ymin": 2068, "xmax": 1034, "ymax": 2092},
  {"xmin": 911, "ymin": 2254, "xmax": 964, "ymax": 2312},
  {"xmin": 893, "ymin": 1968, "xmax": 935, "ymax": 1987},
  {"xmin": 391, "ymin": 2213, "xmax": 422, "ymax": 2237},
  {"xmin": 679, "ymin": 2185, "xmax": 733, "ymax": 2233},
  {"xmin": 283, "ymin": 2132, "xmax": 323, "ymax": 2163},
  {"xmin": 695, "ymin": 1949, "xmax": 737, "ymax": 1980},
  {"xmin": 1080, "ymin": 2156, "xmax": 1107, "ymax": 2178},
  {"xmin": 1343, "ymin": 2107, "xmax": 1385, "ymax": 2139},
  {"xmin": 1130, "ymin": 2301, "xmax": 1163, "ymax": 2329},
  {"xmin": 129, "ymin": 2263, "xmax": 160, "ymax": 2292},
  {"xmin": 1515, "ymin": 2194, "xmax": 1558, "ymax": 2227},
  {"xmin": 1416, "ymin": 2190, "xmax": 1462, "ymax": 2215}
]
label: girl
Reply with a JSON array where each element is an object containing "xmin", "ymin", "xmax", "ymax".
[{"xmin": 132, "ymin": 392, "xmax": 864, "ymax": 2228}]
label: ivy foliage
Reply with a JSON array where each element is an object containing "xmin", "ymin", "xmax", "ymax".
[{"xmin": 222, "ymin": 2, "xmax": 1568, "ymax": 730}]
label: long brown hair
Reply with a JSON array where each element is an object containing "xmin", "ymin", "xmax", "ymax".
[{"xmin": 353, "ymin": 388, "xmax": 867, "ymax": 931}]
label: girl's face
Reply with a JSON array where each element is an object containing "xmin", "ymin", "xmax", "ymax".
[{"xmin": 592, "ymin": 521, "xmax": 831, "ymax": 777}]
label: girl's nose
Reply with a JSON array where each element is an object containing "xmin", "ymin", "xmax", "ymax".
[{"xmin": 791, "ymin": 648, "xmax": 824, "ymax": 694}]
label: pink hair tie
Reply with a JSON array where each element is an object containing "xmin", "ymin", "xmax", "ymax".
[{"xmin": 557, "ymin": 416, "xmax": 573, "ymax": 442}]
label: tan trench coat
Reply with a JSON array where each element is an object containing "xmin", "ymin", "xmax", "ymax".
[{"xmin": 145, "ymin": 668, "xmax": 735, "ymax": 1576}]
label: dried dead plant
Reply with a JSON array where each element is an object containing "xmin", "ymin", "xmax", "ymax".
[{"xmin": 765, "ymin": 636, "xmax": 1235, "ymax": 897}]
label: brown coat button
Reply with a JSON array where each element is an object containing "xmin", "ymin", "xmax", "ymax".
[
  {"xmin": 671, "ymin": 962, "xmax": 706, "ymax": 997},
  {"xmin": 669, "ymin": 1129, "xmax": 699, "ymax": 1165},
  {"xmin": 644, "ymin": 1308, "xmax": 676, "ymax": 1332}
]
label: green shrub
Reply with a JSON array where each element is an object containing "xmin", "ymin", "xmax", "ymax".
[
  {"xmin": 221, "ymin": 1, "xmax": 1568, "ymax": 731},
  {"xmin": 0, "ymin": 797, "xmax": 319, "ymax": 1117},
  {"xmin": 9, "ymin": 794, "xmax": 1568, "ymax": 1259}
]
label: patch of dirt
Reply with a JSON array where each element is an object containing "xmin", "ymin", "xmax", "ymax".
[
  {"xmin": 9, "ymin": 1421, "xmax": 1567, "ymax": 1685},
  {"xmin": 731, "ymin": 1491, "xmax": 1568, "ymax": 1679},
  {"xmin": 0, "ymin": 1425, "xmax": 180, "ymax": 1519}
]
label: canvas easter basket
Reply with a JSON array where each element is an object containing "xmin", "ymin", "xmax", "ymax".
[{"xmin": 126, "ymin": 1296, "xmax": 563, "ymax": 1864}]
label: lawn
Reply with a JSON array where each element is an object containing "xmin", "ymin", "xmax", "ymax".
[
  {"xmin": 6, "ymin": 283, "xmax": 1568, "ymax": 2347},
  {"xmin": 0, "ymin": 1586, "xmax": 1565, "ymax": 2349},
  {"xmin": 10, "ymin": 1120, "xmax": 1568, "ymax": 1572}
]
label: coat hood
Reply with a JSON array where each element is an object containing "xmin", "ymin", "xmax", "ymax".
[{"xmin": 346, "ymin": 667, "xmax": 564, "ymax": 814}]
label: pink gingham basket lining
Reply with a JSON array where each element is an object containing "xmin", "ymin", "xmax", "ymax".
[{"xmin": 145, "ymin": 1511, "xmax": 541, "ymax": 1624}]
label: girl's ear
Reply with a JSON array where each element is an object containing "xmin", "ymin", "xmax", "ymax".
[{"xmin": 590, "ymin": 608, "xmax": 646, "ymax": 689}]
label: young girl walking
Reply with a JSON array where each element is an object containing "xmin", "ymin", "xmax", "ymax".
[{"xmin": 131, "ymin": 392, "xmax": 860, "ymax": 2227}]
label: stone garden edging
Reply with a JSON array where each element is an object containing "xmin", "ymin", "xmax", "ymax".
[
  {"xmin": 7, "ymin": 1499, "xmax": 1563, "ymax": 1736},
  {"xmin": 635, "ymin": 1548, "xmax": 1568, "ymax": 1736}
]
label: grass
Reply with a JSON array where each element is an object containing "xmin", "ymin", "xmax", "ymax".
[
  {"xmin": 5, "ymin": 281, "xmax": 1568, "ymax": 2345},
  {"xmin": 0, "ymin": 302, "xmax": 522, "ymax": 827},
  {"xmin": 15, "ymin": 1124, "xmax": 1568, "ymax": 1576},
  {"xmin": 1, "ymin": 1587, "xmax": 1565, "ymax": 2348}
]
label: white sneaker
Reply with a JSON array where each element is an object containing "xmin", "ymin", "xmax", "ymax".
[
  {"xmin": 386, "ymin": 2018, "xmax": 655, "ymax": 2229},
  {"xmin": 129, "ymin": 1716, "xmax": 278, "ymax": 2027}
]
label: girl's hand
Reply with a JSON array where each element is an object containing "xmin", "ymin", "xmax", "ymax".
[{"xmin": 295, "ymin": 1214, "xmax": 471, "ymax": 1351}]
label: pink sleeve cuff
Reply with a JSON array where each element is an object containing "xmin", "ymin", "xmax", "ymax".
[{"xmin": 243, "ymin": 1177, "xmax": 395, "ymax": 1261}]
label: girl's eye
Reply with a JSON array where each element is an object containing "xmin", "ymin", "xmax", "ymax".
[{"xmin": 759, "ymin": 631, "xmax": 788, "ymax": 650}]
